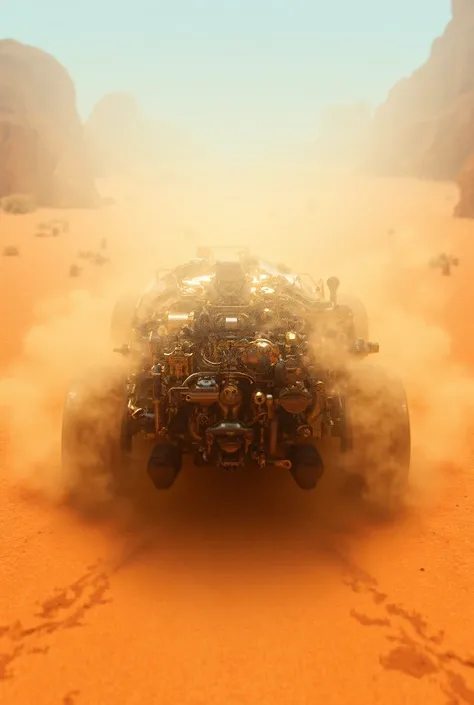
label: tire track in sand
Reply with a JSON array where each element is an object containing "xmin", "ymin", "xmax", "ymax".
[{"xmin": 342, "ymin": 556, "xmax": 474, "ymax": 704}]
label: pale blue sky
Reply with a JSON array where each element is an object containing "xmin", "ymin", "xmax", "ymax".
[{"xmin": 1, "ymin": 0, "xmax": 451, "ymax": 155}]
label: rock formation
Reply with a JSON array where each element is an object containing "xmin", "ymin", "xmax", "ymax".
[
  {"xmin": 84, "ymin": 93, "xmax": 147, "ymax": 176},
  {"xmin": 0, "ymin": 39, "xmax": 98, "ymax": 207},
  {"xmin": 367, "ymin": 1, "xmax": 474, "ymax": 180},
  {"xmin": 85, "ymin": 92, "xmax": 206, "ymax": 178},
  {"xmin": 454, "ymin": 154, "xmax": 474, "ymax": 217}
]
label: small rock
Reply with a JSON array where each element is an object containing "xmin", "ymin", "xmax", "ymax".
[{"xmin": 69, "ymin": 264, "xmax": 81, "ymax": 277}]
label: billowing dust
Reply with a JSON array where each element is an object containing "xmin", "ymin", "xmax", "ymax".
[{"xmin": 0, "ymin": 165, "xmax": 472, "ymax": 510}]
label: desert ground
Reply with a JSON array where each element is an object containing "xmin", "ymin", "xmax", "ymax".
[{"xmin": 1, "ymin": 167, "xmax": 474, "ymax": 705}]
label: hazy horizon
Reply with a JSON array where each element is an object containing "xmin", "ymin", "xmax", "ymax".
[{"xmin": 2, "ymin": 0, "xmax": 451, "ymax": 158}]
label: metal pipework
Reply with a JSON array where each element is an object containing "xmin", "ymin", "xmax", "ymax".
[
  {"xmin": 181, "ymin": 371, "xmax": 256, "ymax": 387},
  {"xmin": 267, "ymin": 459, "xmax": 292, "ymax": 470},
  {"xmin": 184, "ymin": 389, "xmax": 220, "ymax": 405},
  {"xmin": 165, "ymin": 312, "xmax": 191, "ymax": 329}
]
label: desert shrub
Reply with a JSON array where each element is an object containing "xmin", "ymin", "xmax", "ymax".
[{"xmin": 1, "ymin": 194, "xmax": 37, "ymax": 214}]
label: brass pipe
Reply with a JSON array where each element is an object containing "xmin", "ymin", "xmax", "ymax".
[{"xmin": 153, "ymin": 399, "xmax": 160, "ymax": 436}]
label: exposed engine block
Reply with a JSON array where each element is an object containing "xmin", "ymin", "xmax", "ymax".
[{"xmin": 120, "ymin": 257, "xmax": 377, "ymax": 476}]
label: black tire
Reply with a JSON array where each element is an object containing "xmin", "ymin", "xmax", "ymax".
[
  {"xmin": 61, "ymin": 366, "xmax": 131, "ymax": 506},
  {"xmin": 337, "ymin": 293, "xmax": 369, "ymax": 340},
  {"xmin": 146, "ymin": 443, "xmax": 182, "ymax": 489},
  {"xmin": 110, "ymin": 293, "xmax": 138, "ymax": 346},
  {"xmin": 289, "ymin": 444, "xmax": 324, "ymax": 490},
  {"xmin": 343, "ymin": 362, "xmax": 411, "ymax": 515}
]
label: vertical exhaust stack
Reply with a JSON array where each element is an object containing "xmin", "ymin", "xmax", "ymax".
[{"xmin": 326, "ymin": 276, "xmax": 340, "ymax": 304}]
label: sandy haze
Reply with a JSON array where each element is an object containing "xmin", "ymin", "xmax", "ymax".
[{"xmin": 1, "ymin": 163, "xmax": 474, "ymax": 704}]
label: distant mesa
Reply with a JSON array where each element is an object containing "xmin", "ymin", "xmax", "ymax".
[
  {"xmin": 85, "ymin": 91, "xmax": 207, "ymax": 178},
  {"xmin": 85, "ymin": 92, "xmax": 146, "ymax": 176},
  {"xmin": 0, "ymin": 39, "xmax": 99, "ymax": 208}
]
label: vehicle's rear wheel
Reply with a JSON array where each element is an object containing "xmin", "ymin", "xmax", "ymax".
[
  {"xmin": 146, "ymin": 443, "xmax": 182, "ymax": 489},
  {"xmin": 342, "ymin": 362, "xmax": 411, "ymax": 515},
  {"xmin": 110, "ymin": 293, "xmax": 138, "ymax": 346},
  {"xmin": 61, "ymin": 367, "xmax": 132, "ymax": 506},
  {"xmin": 337, "ymin": 293, "xmax": 369, "ymax": 340},
  {"xmin": 289, "ymin": 444, "xmax": 324, "ymax": 490}
]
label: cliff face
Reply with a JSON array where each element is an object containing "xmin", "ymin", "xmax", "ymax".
[
  {"xmin": 0, "ymin": 39, "xmax": 98, "ymax": 207},
  {"xmin": 367, "ymin": 1, "xmax": 474, "ymax": 180}
]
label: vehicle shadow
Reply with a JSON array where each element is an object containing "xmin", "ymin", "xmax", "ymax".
[{"xmin": 69, "ymin": 451, "xmax": 414, "ymax": 576}]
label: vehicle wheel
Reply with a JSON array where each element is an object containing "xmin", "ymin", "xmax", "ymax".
[
  {"xmin": 337, "ymin": 293, "xmax": 369, "ymax": 340},
  {"xmin": 61, "ymin": 367, "xmax": 131, "ymax": 506},
  {"xmin": 289, "ymin": 444, "xmax": 324, "ymax": 490},
  {"xmin": 146, "ymin": 443, "xmax": 182, "ymax": 489},
  {"xmin": 110, "ymin": 293, "xmax": 138, "ymax": 346},
  {"xmin": 343, "ymin": 362, "xmax": 411, "ymax": 516}
]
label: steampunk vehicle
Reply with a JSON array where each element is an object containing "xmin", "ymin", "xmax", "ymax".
[{"xmin": 62, "ymin": 246, "xmax": 410, "ymax": 511}]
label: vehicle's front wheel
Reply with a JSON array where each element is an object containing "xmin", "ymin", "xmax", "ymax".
[
  {"xmin": 343, "ymin": 362, "xmax": 411, "ymax": 516},
  {"xmin": 61, "ymin": 367, "xmax": 131, "ymax": 506}
]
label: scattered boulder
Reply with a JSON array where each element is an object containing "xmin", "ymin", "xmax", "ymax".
[
  {"xmin": 1, "ymin": 193, "xmax": 36, "ymax": 213},
  {"xmin": 3, "ymin": 245, "xmax": 19, "ymax": 256},
  {"xmin": 69, "ymin": 263, "xmax": 81, "ymax": 277},
  {"xmin": 76, "ymin": 249, "xmax": 110, "ymax": 266},
  {"xmin": 35, "ymin": 218, "xmax": 69, "ymax": 236}
]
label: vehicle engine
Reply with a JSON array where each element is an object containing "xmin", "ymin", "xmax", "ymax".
[
  {"xmin": 117, "ymin": 255, "xmax": 379, "ymax": 488},
  {"xmin": 63, "ymin": 247, "xmax": 410, "ymax": 511}
]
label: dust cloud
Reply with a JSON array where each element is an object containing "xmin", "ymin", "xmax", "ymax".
[
  {"xmin": 0, "ymin": 288, "xmax": 121, "ymax": 501},
  {"xmin": 0, "ymin": 158, "xmax": 473, "ymax": 513}
]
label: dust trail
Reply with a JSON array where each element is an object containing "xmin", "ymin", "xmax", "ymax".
[
  {"xmin": 0, "ymin": 166, "xmax": 472, "ymax": 512},
  {"xmin": 0, "ymin": 288, "xmax": 120, "ymax": 500}
]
